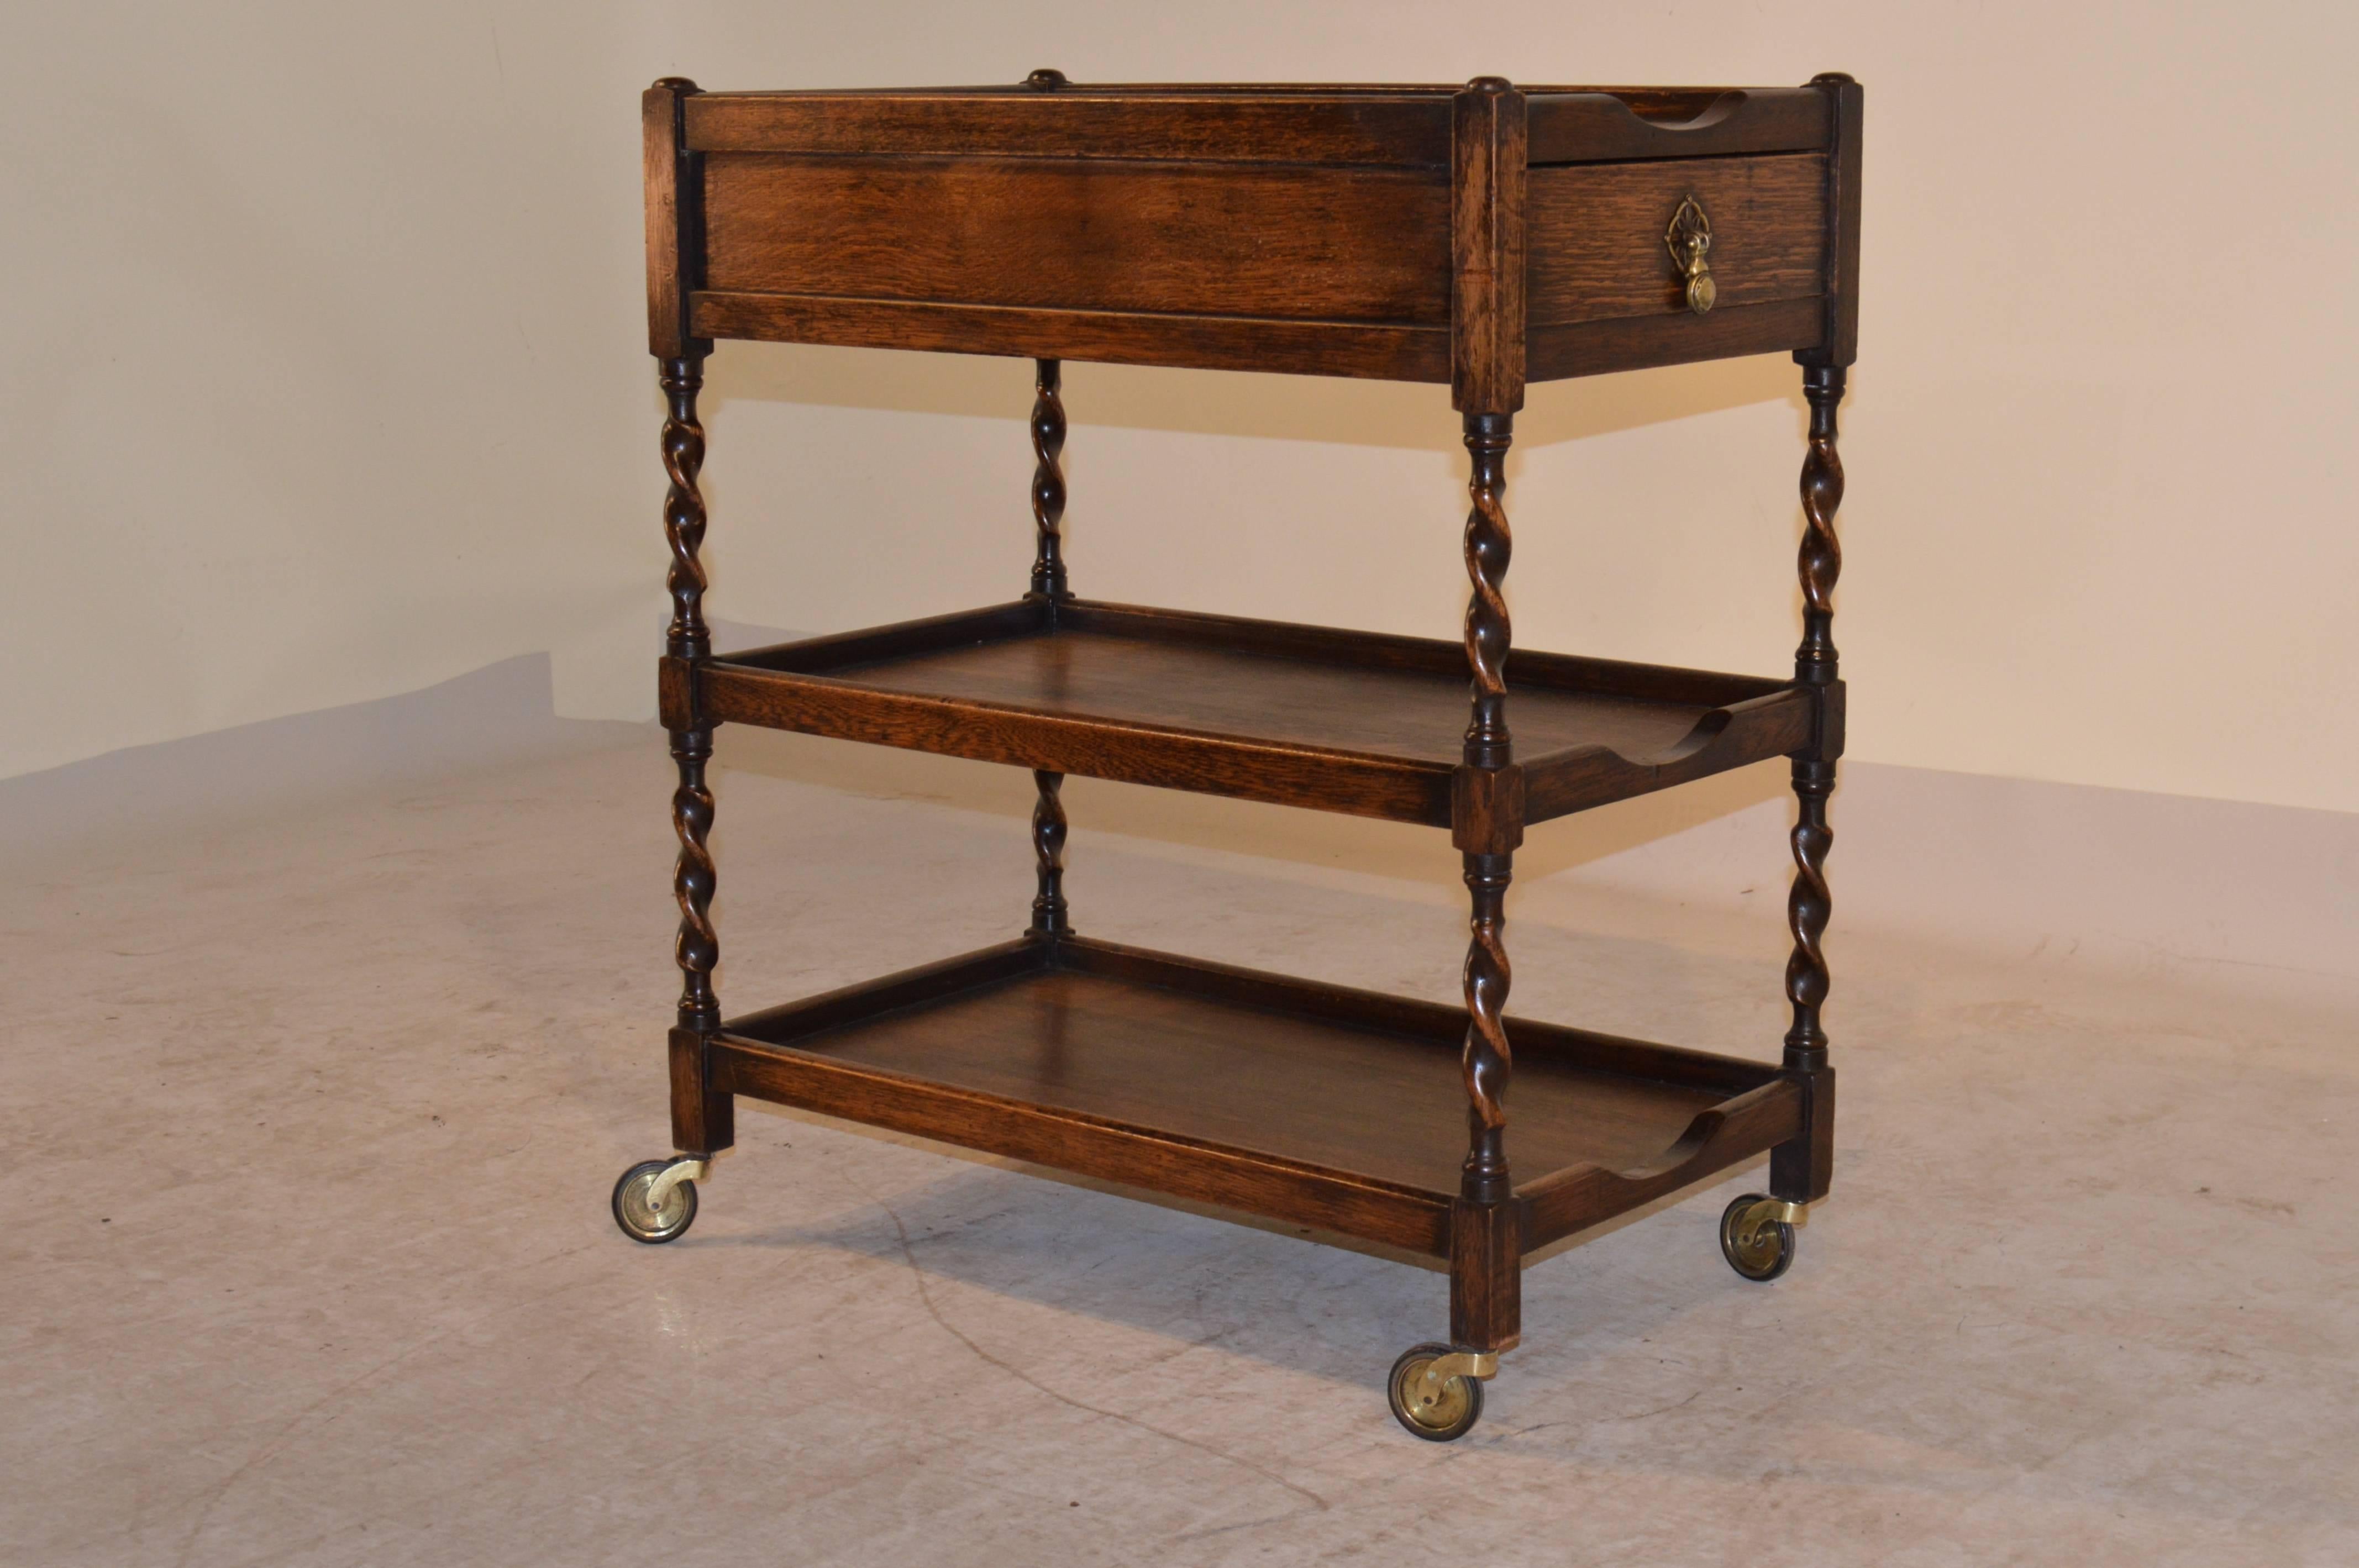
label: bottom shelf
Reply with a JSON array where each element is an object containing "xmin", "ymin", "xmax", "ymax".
[{"xmin": 710, "ymin": 936, "xmax": 1802, "ymax": 1257}]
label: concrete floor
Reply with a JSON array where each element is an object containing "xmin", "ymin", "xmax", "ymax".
[{"xmin": 6, "ymin": 729, "xmax": 2355, "ymax": 1566}]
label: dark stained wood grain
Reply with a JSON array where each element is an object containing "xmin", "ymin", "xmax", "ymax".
[
  {"xmin": 717, "ymin": 1035, "xmax": 1455, "ymax": 1255},
  {"xmin": 669, "ymin": 1024, "xmax": 733, "ymax": 1155},
  {"xmin": 1027, "ymin": 358, "xmax": 1069, "ymax": 601},
  {"xmin": 710, "ymin": 935, "xmax": 1787, "ymax": 1257},
  {"xmin": 656, "ymin": 653, "xmax": 695, "ymax": 732},
  {"xmin": 1522, "ymin": 687, "xmax": 1815, "ymax": 819},
  {"xmin": 1525, "ymin": 87, "xmax": 1830, "ymax": 163},
  {"xmin": 643, "ymin": 78, "xmax": 705, "ymax": 358},
  {"xmin": 632, "ymin": 74, "xmax": 1863, "ymax": 1382},
  {"xmin": 1527, "ymin": 153, "xmax": 1826, "ymax": 326},
  {"xmin": 703, "ymin": 154, "xmax": 1448, "ymax": 324},
  {"xmin": 1451, "ymin": 764, "xmax": 1525, "ymax": 855},
  {"xmin": 1052, "ymin": 600, "xmax": 1790, "ymax": 703},
  {"xmin": 1528, "ymin": 296, "xmax": 1824, "ymax": 381},
  {"xmin": 724, "ymin": 938, "xmax": 1044, "ymax": 1039},
  {"xmin": 703, "ymin": 659, "xmax": 1448, "ymax": 822},
  {"xmin": 1451, "ymin": 1198, "xmax": 1521, "ymax": 1350},
  {"xmin": 1772, "ymin": 359, "xmax": 1850, "ymax": 1205},
  {"xmin": 681, "ymin": 83, "xmax": 1829, "ymax": 167},
  {"xmin": 1799, "ymin": 72, "xmax": 1863, "ymax": 370},
  {"xmin": 1058, "ymin": 938, "xmax": 1778, "ymax": 1097},
  {"xmin": 1519, "ymin": 1076, "xmax": 1803, "ymax": 1248},
  {"xmin": 691, "ymin": 292, "xmax": 1451, "ymax": 381},
  {"xmin": 684, "ymin": 88, "xmax": 1456, "ymax": 166},
  {"xmin": 723, "ymin": 600, "xmax": 1044, "ymax": 671},
  {"xmin": 1030, "ymin": 769, "xmax": 1070, "ymax": 937},
  {"xmin": 1449, "ymin": 81, "xmax": 1526, "ymax": 414},
  {"xmin": 698, "ymin": 603, "xmax": 1804, "ymax": 827}
]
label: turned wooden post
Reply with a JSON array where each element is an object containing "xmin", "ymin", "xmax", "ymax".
[
  {"xmin": 1444, "ymin": 75, "xmax": 1528, "ymax": 1354},
  {"xmin": 1769, "ymin": 71, "xmax": 1860, "ymax": 1204},
  {"xmin": 1025, "ymin": 357, "xmax": 1073, "ymax": 938},
  {"xmin": 1450, "ymin": 411, "xmax": 1522, "ymax": 1353},
  {"xmin": 1769, "ymin": 362, "xmax": 1845, "ymax": 1202},
  {"xmin": 1029, "ymin": 770, "xmax": 1069, "ymax": 938},
  {"xmin": 1456, "ymin": 412, "xmax": 1516, "ymax": 1207},
  {"xmin": 648, "ymin": 76, "xmax": 732, "ymax": 1157},
  {"xmin": 661, "ymin": 354, "xmax": 718, "ymax": 1033},
  {"xmin": 1027, "ymin": 357, "xmax": 1069, "ymax": 602}
]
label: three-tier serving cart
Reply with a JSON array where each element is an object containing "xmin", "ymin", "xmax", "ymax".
[{"xmin": 611, "ymin": 71, "xmax": 1861, "ymax": 1440}]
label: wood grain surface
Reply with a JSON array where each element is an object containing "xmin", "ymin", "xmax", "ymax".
[
  {"xmin": 700, "ymin": 600, "xmax": 1807, "ymax": 825},
  {"xmin": 703, "ymin": 154, "xmax": 1449, "ymax": 324},
  {"xmin": 710, "ymin": 935, "xmax": 1787, "ymax": 1258},
  {"xmin": 1527, "ymin": 152, "xmax": 1826, "ymax": 325},
  {"xmin": 690, "ymin": 292, "xmax": 1451, "ymax": 381}
]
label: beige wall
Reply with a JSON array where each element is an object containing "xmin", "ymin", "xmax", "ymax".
[{"xmin": 7, "ymin": 3, "xmax": 2356, "ymax": 814}]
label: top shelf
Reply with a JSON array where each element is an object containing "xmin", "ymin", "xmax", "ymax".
[{"xmin": 680, "ymin": 83, "xmax": 1835, "ymax": 167}]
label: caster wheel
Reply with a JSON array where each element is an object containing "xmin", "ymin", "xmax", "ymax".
[
  {"xmin": 1387, "ymin": 1342, "xmax": 1485, "ymax": 1441},
  {"xmin": 1720, "ymin": 1192, "xmax": 1796, "ymax": 1282},
  {"xmin": 612, "ymin": 1159, "xmax": 699, "ymax": 1244}
]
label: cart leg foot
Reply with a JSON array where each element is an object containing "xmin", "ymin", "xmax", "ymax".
[
  {"xmin": 613, "ymin": 1155, "xmax": 710, "ymax": 1244},
  {"xmin": 1720, "ymin": 1192, "xmax": 1804, "ymax": 1282},
  {"xmin": 1386, "ymin": 1343, "xmax": 1498, "ymax": 1441}
]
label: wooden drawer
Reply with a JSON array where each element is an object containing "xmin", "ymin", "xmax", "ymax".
[
  {"xmin": 702, "ymin": 154, "xmax": 1452, "ymax": 325},
  {"xmin": 653, "ymin": 80, "xmax": 1858, "ymax": 396},
  {"xmin": 1527, "ymin": 152, "xmax": 1830, "ymax": 378}
]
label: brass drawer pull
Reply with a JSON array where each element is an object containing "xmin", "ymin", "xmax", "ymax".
[{"xmin": 1666, "ymin": 194, "xmax": 1716, "ymax": 315}]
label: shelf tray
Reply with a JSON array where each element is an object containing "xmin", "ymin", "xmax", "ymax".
[
  {"xmin": 692, "ymin": 599, "xmax": 1815, "ymax": 826},
  {"xmin": 709, "ymin": 935, "xmax": 1802, "ymax": 1256}
]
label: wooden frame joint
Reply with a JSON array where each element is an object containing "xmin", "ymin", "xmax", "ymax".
[
  {"xmin": 668, "ymin": 1024, "xmax": 735, "ymax": 1155},
  {"xmin": 1792, "ymin": 71, "xmax": 1861, "ymax": 370},
  {"xmin": 1449, "ymin": 78, "xmax": 1528, "ymax": 415},
  {"xmin": 658, "ymin": 653, "xmax": 702, "ymax": 732},
  {"xmin": 1448, "ymin": 1196, "xmax": 1522, "ymax": 1351},
  {"xmin": 1451, "ymin": 764, "xmax": 1525, "ymax": 854},
  {"xmin": 1794, "ymin": 677, "xmax": 1845, "ymax": 763}
]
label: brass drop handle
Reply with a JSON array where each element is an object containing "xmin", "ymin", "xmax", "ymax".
[{"xmin": 1666, "ymin": 195, "xmax": 1716, "ymax": 315}]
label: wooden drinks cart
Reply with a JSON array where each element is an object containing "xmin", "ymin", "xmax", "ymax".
[{"xmin": 612, "ymin": 71, "xmax": 1861, "ymax": 1441}]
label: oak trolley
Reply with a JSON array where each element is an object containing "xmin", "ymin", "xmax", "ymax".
[{"xmin": 614, "ymin": 72, "xmax": 1861, "ymax": 1441}]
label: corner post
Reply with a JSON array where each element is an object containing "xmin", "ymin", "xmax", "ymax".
[
  {"xmin": 648, "ymin": 76, "xmax": 731, "ymax": 1157},
  {"xmin": 1447, "ymin": 77, "xmax": 1527, "ymax": 1354},
  {"xmin": 1022, "ymin": 355, "xmax": 1073, "ymax": 940},
  {"xmin": 1028, "ymin": 358, "xmax": 1068, "ymax": 602},
  {"xmin": 1771, "ymin": 71, "xmax": 1862, "ymax": 1203}
]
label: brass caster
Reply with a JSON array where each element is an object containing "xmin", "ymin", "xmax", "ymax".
[
  {"xmin": 612, "ymin": 1156, "xmax": 708, "ymax": 1244},
  {"xmin": 1386, "ymin": 1342, "xmax": 1497, "ymax": 1441},
  {"xmin": 1720, "ymin": 1192, "xmax": 1803, "ymax": 1282}
]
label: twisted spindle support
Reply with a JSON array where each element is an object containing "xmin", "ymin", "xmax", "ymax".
[
  {"xmin": 1457, "ymin": 412, "xmax": 1515, "ymax": 1202},
  {"xmin": 1449, "ymin": 412, "xmax": 1520, "ymax": 1353},
  {"xmin": 660, "ymin": 354, "xmax": 718, "ymax": 1033},
  {"xmin": 1459, "ymin": 851, "xmax": 1514, "ymax": 1204},
  {"xmin": 1783, "ymin": 365, "xmax": 1844, "ymax": 1075},
  {"xmin": 1025, "ymin": 359, "xmax": 1073, "ymax": 938},
  {"xmin": 1030, "ymin": 770, "xmax": 1069, "ymax": 938},
  {"xmin": 1769, "ymin": 362, "xmax": 1846, "ymax": 1204},
  {"xmin": 1460, "ymin": 414, "xmax": 1514, "ymax": 774},
  {"xmin": 1028, "ymin": 359, "xmax": 1069, "ymax": 601}
]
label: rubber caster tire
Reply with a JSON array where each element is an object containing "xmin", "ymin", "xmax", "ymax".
[
  {"xmin": 1387, "ymin": 1342, "xmax": 1485, "ymax": 1441},
  {"xmin": 613, "ymin": 1159, "xmax": 698, "ymax": 1244},
  {"xmin": 1720, "ymin": 1192, "xmax": 1795, "ymax": 1282}
]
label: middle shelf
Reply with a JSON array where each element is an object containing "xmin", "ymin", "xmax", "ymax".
[{"xmin": 689, "ymin": 598, "xmax": 1815, "ymax": 826}]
